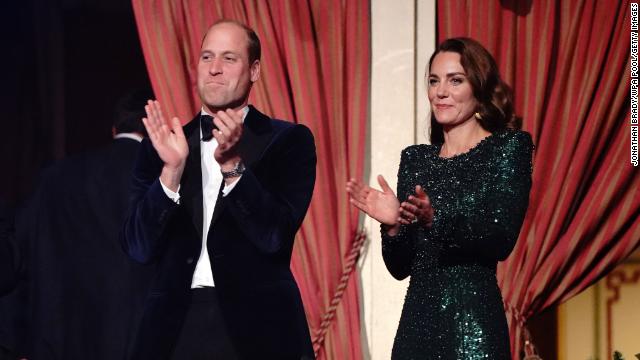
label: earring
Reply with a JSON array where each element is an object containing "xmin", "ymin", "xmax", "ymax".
[{"xmin": 474, "ymin": 112, "xmax": 482, "ymax": 120}]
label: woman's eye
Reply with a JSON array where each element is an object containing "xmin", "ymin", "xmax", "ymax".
[
  {"xmin": 428, "ymin": 79, "xmax": 438, "ymax": 86},
  {"xmin": 451, "ymin": 77, "xmax": 463, "ymax": 85}
]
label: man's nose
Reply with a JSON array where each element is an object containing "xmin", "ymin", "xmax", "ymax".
[{"xmin": 209, "ymin": 58, "xmax": 223, "ymax": 74}]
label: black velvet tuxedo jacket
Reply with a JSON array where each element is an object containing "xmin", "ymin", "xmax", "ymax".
[{"xmin": 122, "ymin": 106, "xmax": 316, "ymax": 359}]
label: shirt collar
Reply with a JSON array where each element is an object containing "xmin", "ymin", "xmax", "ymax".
[
  {"xmin": 114, "ymin": 132, "xmax": 144, "ymax": 142},
  {"xmin": 200, "ymin": 106, "xmax": 249, "ymax": 122}
]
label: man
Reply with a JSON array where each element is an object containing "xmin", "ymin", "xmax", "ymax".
[
  {"xmin": 14, "ymin": 89, "xmax": 155, "ymax": 359},
  {"xmin": 122, "ymin": 20, "xmax": 316, "ymax": 359}
]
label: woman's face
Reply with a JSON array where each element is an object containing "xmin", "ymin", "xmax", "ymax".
[{"xmin": 427, "ymin": 51, "xmax": 478, "ymax": 127}]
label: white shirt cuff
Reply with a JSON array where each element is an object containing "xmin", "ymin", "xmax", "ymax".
[
  {"xmin": 160, "ymin": 179, "xmax": 181, "ymax": 204},
  {"xmin": 222, "ymin": 176, "xmax": 242, "ymax": 197}
]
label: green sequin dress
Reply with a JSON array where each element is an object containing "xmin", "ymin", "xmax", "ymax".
[{"xmin": 382, "ymin": 130, "xmax": 533, "ymax": 359}]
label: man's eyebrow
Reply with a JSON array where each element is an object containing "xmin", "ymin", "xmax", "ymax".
[{"xmin": 200, "ymin": 50, "xmax": 238, "ymax": 55}]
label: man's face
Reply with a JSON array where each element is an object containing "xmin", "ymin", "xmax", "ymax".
[{"xmin": 197, "ymin": 23, "xmax": 260, "ymax": 113}]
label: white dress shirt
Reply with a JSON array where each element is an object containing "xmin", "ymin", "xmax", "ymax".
[{"xmin": 160, "ymin": 106, "xmax": 248, "ymax": 288}]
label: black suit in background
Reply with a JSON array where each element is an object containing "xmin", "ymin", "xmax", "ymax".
[
  {"xmin": 122, "ymin": 106, "xmax": 317, "ymax": 359},
  {"xmin": 0, "ymin": 201, "xmax": 22, "ymax": 359},
  {"xmin": 16, "ymin": 137, "xmax": 155, "ymax": 359},
  {"xmin": 0, "ymin": 201, "xmax": 19, "ymax": 297}
]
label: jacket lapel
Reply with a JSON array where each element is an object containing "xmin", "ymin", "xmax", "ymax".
[
  {"xmin": 179, "ymin": 116, "xmax": 205, "ymax": 240},
  {"xmin": 208, "ymin": 106, "xmax": 275, "ymax": 229}
]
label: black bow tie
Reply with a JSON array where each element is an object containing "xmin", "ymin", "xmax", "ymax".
[{"xmin": 200, "ymin": 115, "xmax": 218, "ymax": 141}]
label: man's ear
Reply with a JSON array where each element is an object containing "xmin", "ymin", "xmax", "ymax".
[{"xmin": 250, "ymin": 60, "xmax": 260, "ymax": 83}]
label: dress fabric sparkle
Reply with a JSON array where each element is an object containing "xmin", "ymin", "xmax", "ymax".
[{"xmin": 382, "ymin": 130, "xmax": 533, "ymax": 360}]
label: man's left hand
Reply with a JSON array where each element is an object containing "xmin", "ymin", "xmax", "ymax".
[{"xmin": 213, "ymin": 109, "xmax": 244, "ymax": 168}]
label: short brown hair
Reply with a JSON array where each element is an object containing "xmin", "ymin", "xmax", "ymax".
[
  {"xmin": 428, "ymin": 37, "xmax": 520, "ymax": 144},
  {"xmin": 206, "ymin": 19, "xmax": 261, "ymax": 63}
]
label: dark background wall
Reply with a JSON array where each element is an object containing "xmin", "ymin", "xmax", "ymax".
[
  {"xmin": 0, "ymin": 1, "xmax": 150, "ymax": 353},
  {"xmin": 1, "ymin": 0, "xmax": 151, "ymax": 208}
]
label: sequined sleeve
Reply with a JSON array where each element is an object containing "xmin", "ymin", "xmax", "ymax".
[
  {"xmin": 381, "ymin": 147, "xmax": 418, "ymax": 280},
  {"xmin": 445, "ymin": 131, "xmax": 533, "ymax": 261}
]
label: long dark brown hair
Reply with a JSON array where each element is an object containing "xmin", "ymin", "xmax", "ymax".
[{"xmin": 428, "ymin": 37, "xmax": 520, "ymax": 144}]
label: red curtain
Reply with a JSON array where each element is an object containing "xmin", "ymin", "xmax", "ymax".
[
  {"xmin": 131, "ymin": 1, "xmax": 369, "ymax": 358},
  {"xmin": 437, "ymin": 1, "xmax": 639, "ymax": 358}
]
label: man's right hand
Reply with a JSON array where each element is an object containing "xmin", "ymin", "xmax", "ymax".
[{"xmin": 142, "ymin": 100, "xmax": 188, "ymax": 192}]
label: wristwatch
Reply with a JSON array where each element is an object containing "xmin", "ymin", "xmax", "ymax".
[{"xmin": 221, "ymin": 161, "xmax": 245, "ymax": 179}]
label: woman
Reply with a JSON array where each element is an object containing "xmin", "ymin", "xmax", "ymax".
[{"xmin": 347, "ymin": 38, "xmax": 533, "ymax": 358}]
